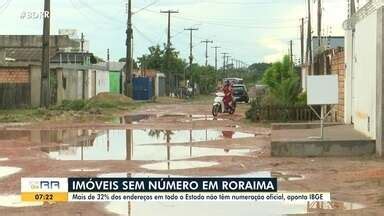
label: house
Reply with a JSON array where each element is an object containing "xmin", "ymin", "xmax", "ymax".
[
  {"xmin": 97, "ymin": 62, "xmax": 125, "ymax": 94},
  {"xmin": 50, "ymin": 52, "xmax": 109, "ymax": 103},
  {"xmin": 108, "ymin": 62, "xmax": 125, "ymax": 94},
  {"xmin": 343, "ymin": 0, "xmax": 384, "ymax": 156},
  {"xmin": 140, "ymin": 68, "xmax": 166, "ymax": 97},
  {"xmin": 0, "ymin": 35, "xmax": 80, "ymax": 108},
  {"xmin": 312, "ymin": 36, "xmax": 344, "ymax": 57},
  {"xmin": 0, "ymin": 35, "xmax": 110, "ymax": 107},
  {"xmin": 301, "ymin": 36, "xmax": 344, "ymax": 91}
]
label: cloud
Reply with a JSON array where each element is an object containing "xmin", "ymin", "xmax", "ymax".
[{"xmin": 258, "ymin": 37, "xmax": 287, "ymax": 63}]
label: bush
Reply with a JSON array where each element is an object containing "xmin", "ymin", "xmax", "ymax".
[
  {"xmin": 59, "ymin": 100, "xmax": 87, "ymax": 111},
  {"xmin": 54, "ymin": 93, "xmax": 134, "ymax": 111}
]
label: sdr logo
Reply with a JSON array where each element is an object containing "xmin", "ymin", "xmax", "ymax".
[{"xmin": 30, "ymin": 181, "xmax": 60, "ymax": 190}]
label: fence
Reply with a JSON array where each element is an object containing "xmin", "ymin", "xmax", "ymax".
[
  {"xmin": 0, "ymin": 83, "xmax": 31, "ymax": 109},
  {"xmin": 246, "ymin": 105, "xmax": 320, "ymax": 122}
]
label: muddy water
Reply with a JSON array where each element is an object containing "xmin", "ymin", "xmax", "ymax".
[
  {"xmin": 38, "ymin": 129, "xmax": 255, "ymax": 161},
  {"xmin": 141, "ymin": 161, "xmax": 219, "ymax": 170},
  {"xmin": 105, "ymin": 201, "xmax": 364, "ymax": 215},
  {"xmin": 0, "ymin": 195, "xmax": 43, "ymax": 207}
]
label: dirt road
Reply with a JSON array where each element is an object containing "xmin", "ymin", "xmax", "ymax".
[{"xmin": 0, "ymin": 99, "xmax": 383, "ymax": 215}]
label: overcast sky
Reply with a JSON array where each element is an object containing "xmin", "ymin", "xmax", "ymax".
[{"xmin": 0, "ymin": 0, "xmax": 360, "ymax": 65}]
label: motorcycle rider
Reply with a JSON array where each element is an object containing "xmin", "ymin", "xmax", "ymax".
[{"xmin": 222, "ymin": 80, "xmax": 234, "ymax": 111}]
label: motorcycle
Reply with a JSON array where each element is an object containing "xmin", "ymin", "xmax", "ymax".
[{"xmin": 212, "ymin": 92, "xmax": 236, "ymax": 117}]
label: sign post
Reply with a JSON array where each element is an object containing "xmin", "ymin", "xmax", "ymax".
[{"xmin": 307, "ymin": 75, "xmax": 339, "ymax": 139}]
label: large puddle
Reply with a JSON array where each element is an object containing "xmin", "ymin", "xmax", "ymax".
[
  {"xmin": 37, "ymin": 129, "xmax": 255, "ymax": 161},
  {"xmin": 118, "ymin": 114, "xmax": 225, "ymax": 124},
  {"xmin": 141, "ymin": 161, "xmax": 219, "ymax": 171},
  {"xmin": 105, "ymin": 200, "xmax": 364, "ymax": 215},
  {"xmin": 0, "ymin": 195, "xmax": 43, "ymax": 207}
]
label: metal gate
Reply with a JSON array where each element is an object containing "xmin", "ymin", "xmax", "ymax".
[{"xmin": 132, "ymin": 77, "xmax": 153, "ymax": 100}]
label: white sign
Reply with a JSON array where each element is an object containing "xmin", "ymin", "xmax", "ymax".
[{"xmin": 307, "ymin": 75, "xmax": 339, "ymax": 105}]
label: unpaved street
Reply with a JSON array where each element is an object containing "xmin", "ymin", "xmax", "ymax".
[{"xmin": 0, "ymin": 100, "xmax": 383, "ymax": 215}]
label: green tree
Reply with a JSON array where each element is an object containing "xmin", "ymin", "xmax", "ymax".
[
  {"xmin": 138, "ymin": 45, "xmax": 187, "ymax": 94},
  {"xmin": 191, "ymin": 65, "xmax": 217, "ymax": 94},
  {"xmin": 261, "ymin": 55, "xmax": 301, "ymax": 106}
]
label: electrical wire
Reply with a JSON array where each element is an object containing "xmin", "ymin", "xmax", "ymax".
[
  {"xmin": 0, "ymin": 0, "xmax": 11, "ymax": 15},
  {"xmin": 76, "ymin": 0, "xmax": 124, "ymax": 24},
  {"xmin": 144, "ymin": 9, "xmax": 299, "ymax": 30},
  {"xmin": 133, "ymin": 0, "xmax": 159, "ymax": 15},
  {"xmin": 133, "ymin": 25, "xmax": 157, "ymax": 45}
]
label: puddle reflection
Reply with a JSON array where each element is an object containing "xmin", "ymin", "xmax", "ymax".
[
  {"xmin": 141, "ymin": 161, "xmax": 219, "ymax": 171},
  {"xmin": 37, "ymin": 129, "xmax": 255, "ymax": 161}
]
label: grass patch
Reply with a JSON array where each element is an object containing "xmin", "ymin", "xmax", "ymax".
[{"xmin": 0, "ymin": 93, "xmax": 141, "ymax": 123}]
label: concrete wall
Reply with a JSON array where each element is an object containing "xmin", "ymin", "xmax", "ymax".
[
  {"xmin": 376, "ymin": 6, "xmax": 384, "ymax": 156},
  {"xmin": 95, "ymin": 70, "xmax": 109, "ymax": 95},
  {"xmin": 345, "ymin": 10, "xmax": 378, "ymax": 138},
  {"xmin": 57, "ymin": 68, "xmax": 84, "ymax": 103},
  {"xmin": 87, "ymin": 69, "xmax": 110, "ymax": 98},
  {"xmin": 30, "ymin": 65, "xmax": 41, "ymax": 107},
  {"xmin": 0, "ymin": 35, "xmax": 79, "ymax": 48}
]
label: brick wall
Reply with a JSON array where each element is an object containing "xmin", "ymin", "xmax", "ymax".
[
  {"xmin": 0, "ymin": 67, "xmax": 30, "ymax": 84},
  {"xmin": 330, "ymin": 50, "xmax": 345, "ymax": 122}
]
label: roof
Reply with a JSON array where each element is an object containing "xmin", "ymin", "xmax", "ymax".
[
  {"xmin": 98, "ymin": 62, "xmax": 125, "ymax": 71},
  {"xmin": 2, "ymin": 47, "xmax": 58, "ymax": 63},
  {"xmin": 50, "ymin": 52, "xmax": 98, "ymax": 64}
]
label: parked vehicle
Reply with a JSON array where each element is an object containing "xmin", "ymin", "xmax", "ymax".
[
  {"xmin": 223, "ymin": 78, "xmax": 244, "ymax": 85},
  {"xmin": 233, "ymin": 84, "xmax": 249, "ymax": 103},
  {"xmin": 212, "ymin": 92, "xmax": 236, "ymax": 117}
]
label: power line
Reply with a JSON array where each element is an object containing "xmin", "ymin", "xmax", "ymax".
[
  {"xmin": 144, "ymin": 9, "xmax": 299, "ymax": 30},
  {"xmin": 133, "ymin": 25, "xmax": 156, "ymax": 44},
  {"xmin": 201, "ymin": 39, "xmax": 213, "ymax": 66},
  {"xmin": 160, "ymin": 9, "xmax": 179, "ymax": 95},
  {"xmin": 76, "ymin": 0, "xmax": 122, "ymax": 24},
  {"xmin": 133, "ymin": 0, "xmax": 158, "ymax": 15},
  {"xmin": 212, "ymin": 46, "xmax": 221, "ymax": 72},
  {"xmin": 184, "ymin": 27, "xmax": 199, "ymax": 87},
  {"xmin": 0, "ymin": 0, "xmax": 11, "ymax": 14}
]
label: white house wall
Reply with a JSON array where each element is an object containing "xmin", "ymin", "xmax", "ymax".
[
  {"xmin": 344, "ymin": 30, "xmax": 353, "ymax": 124},
  {"xmin": 346, "ymin": 11, "xmax": 378, "ymax": 138},
  {"xmin": 95, "ymin": 70, "xmax": 110, "ymax": 95}
]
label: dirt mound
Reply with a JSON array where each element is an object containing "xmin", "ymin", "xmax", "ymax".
[{"xmin": 89, "ymin": 93, "xmax": 133, "ymax": 104}]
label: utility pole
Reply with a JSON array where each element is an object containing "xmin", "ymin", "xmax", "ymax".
[
  {"xmin": 161, "ymin": 10, "xmax": 179, "ymax": 50},
  {"xmin": 41, "ymin": 0, "xmax": 51, "ymax": 107},
  {"xmin": 225, "ymin": 55, "xmax": 231, "ymax": 77},
  {"xmin": 317, "ymin": 0, "xmax": 322, "ymax": 48},
  {"xmin": 184, "ymin": 27, "xmax": 198, "ymax": 86},
  {"xmin": 160, "ymin": 10, "xmax": 179, "ymax": 95},
  {"xmin": 80, "ymin": 33, "xmax": 84, "ymax": 53},
  {"xmin": 212, "ymin": 46, "xmax": 220, "ymax": 72},
  {"xmin": 201, "ymin": 39, "xmax": 213, "ymax": 66},
  {"xmin": 107, "ymin": 48, "xmax": 110, "ymax": 71},
  {"xmin": 349, "ymin": 0, "xmax": 356, "ymax": 18},
  {"xmin": 221, "ymin": 52, "xmax": 229, "ymax": 78},
  {"xmin": 290, "ymin": 40, "xmax": 294, "ymax": 72},
  {"xmin": 125, "ymin": 0, "xmax": 133, "ymax": 97},
  {"xmin": 306, "ymin": 0, "xmax": 312, "ymax": 75},
  {"xmin": 300, "ymin": 18, "xmax": 304, "ymax": 65}
]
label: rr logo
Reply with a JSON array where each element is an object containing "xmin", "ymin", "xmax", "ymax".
[{"xmin": 40, "ymin": 181, "xmax": 60, "ymax": 189}]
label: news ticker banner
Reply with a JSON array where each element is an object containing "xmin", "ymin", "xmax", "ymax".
[{"xmin": 21, "ymin": 177, "xmax": 330, "ymax": 203}]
